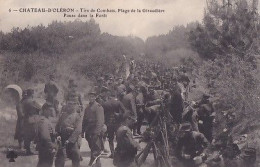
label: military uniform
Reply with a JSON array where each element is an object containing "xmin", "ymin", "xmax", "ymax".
[
  {"xmin": 44, "ymin": 79, "xmax": 59, "ymax": 114},
  {"xmin": 135, "ymin": 92, "xmax": 145, "ymax": 135},
  {"xmin": 55, "ymin": 104, "xmax": 82, "ymax": 167},
  {"xmin": 114, "ymin": 125, "xmax": 139, "ymax": 167},
  {"xmin": 102, "ymin": 97, "xmax": 127, "ymax": 156},
  {"xmin": 14, "ymin": 97, "xmax": 25, "ymax": 147},
  {"xmin": 176, "ymin": 130, "xmax": 209, "ymax": 167},
  {"xmin": 22, "ymin": 96, "xmax": 41, "ymax": 154},
  {"xmin": 82, "ymin": 101, "xmax": 104, "ymax": 167},
  {"xmin": 122, "ymin": 92, "xmax": 137, "ymax": 128},
  {"xmin": 36, "ymin": 116, "xmax": 56, "ymax": 167},
  {"xmin": 197, "ymin": 98, "xmax": 215, "ymax": 142}
]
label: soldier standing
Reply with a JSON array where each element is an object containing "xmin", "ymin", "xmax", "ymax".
[
  {"xmin": 36, "ymin": 110, "xmax": 57, "ymax": 167},
  {"xmin": 55, "ymin": 98, "xmax": 82, "ymax": 167},
  {"xmin": 22, "ymin": 89, "xmax": 41, "ymax": 155},
  {"xmin": 197, "ymin": 93, "xmax": 215, "ymax": 142},
  {"xmin": 64, "ymin": 79, "xmax": 83, "ymax": 112},
  {"xmin": 102, "ymin": 90, "xmax": 127, "ymax": 158},
  {"xmin": 44, "ymin": 74, "xmax": 59, "ymax": 115},
  {"xmin": 82, "ymin": 90, "xmax": 105, "ymax": 167},
  {"xmin": 14, "ymin": 90, "xmax": 27, "ymax": 150},
  {"xmin": 121, "ymin": 84, "xmax": 137, "ymax": 129}
]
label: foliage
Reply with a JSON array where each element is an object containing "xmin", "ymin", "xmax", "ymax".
[{"xmin": 189, "ymin": 0, "xmax": 260, "ymax": 116}]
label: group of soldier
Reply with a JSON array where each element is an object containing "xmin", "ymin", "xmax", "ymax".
[{"xmin": 12, "ymin": 59, "xmax": 255, "ymax": 167}]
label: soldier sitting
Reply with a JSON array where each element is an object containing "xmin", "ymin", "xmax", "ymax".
[
  {"xmin": 113, "ymin": 116, "xmax": 140, "ymax": 167},
  {"xmin": 176, "ymin": 122, "xmax": 209, "ymax": 167}
]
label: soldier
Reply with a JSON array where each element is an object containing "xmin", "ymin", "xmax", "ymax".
[
  {"xmin": 121, "ymin": 84, "xmax": 137, "ymax": 129},
  {"xmin": 102, "ymin": 89, "xmax": 128, "ymax": 158},
  {"xmin": 14, "ymin": 90, "xmax": 27, "ymax": 150},
  {"xmin": 134, "ymin": 86, "xmax": 145, "ymax": 136},
  {"xmin": 55, "ymin": 97, "xmax": 82, "ymax": 167},
  {"xmin": 22, "ymin": 89, "xmax": 41, "ymax": 155},
  {"xmin": 182, "ymin": 101, "xmax": 199, "ymax": 132},
  {"xmin": 197, "ymin": 93, "xmax": 215, "ymax": 142},
  {"xmin": 113, "ymin": 116, "xmax": 140, "ymax": 167},
  {"xmin": 115, "ymin": 77, "xmax": 126, "ymax": 101},
  {"xmin": 176, "ymin": 122, "xmax": 209, "ymax": 167},
  {"xmin": 44, "ymin": 74, "xmax": 59, "ymax": 115},
  {"xmin": 82, "ymin": 90, "xmax": 105, "ymax": 167},
  {"xmin": 36, "ymin": 108, "xmax": 57, "ymax": 167},
  {"xmin": 64, "ymin": 79, "xmax": 83, "ymax": 112},
  {"xmin": 168, "ymin": 79, "xmax": 184, "ymax": 124}
]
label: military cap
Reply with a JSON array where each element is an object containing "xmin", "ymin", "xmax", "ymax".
[
  {"xmin": 180, "ymin": 122, "xmax": 192, "ymax": 132},
  {"xmin": 26, "ymin": 89, "xmax": 34, "ymax": 96}
]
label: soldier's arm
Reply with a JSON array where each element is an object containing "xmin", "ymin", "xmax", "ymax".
[
  {"xmin": 94, "ymin": 106, "xmax": 104, "ymax": 135},
  {"xmin": 125, "ymin": 128, "xmax": 139, "ymax": 148},
  {"xmin": 39, "ymin": 121, "xmax": 56, "ymax": 151},
  {"xmin": 118, "ymin": 101, "xmax": 127, "ymax": 116},
  {"xmin": 197, "ymin": 133, "xmax": 209, "ymax": 148},
  {"xmin": 68, "ymin": 114, "xmax": 82, "ymax": 143}
]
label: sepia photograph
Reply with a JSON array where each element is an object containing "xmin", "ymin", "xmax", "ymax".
[{"xmin": 0, "ymin": 0, "xmax": 259, "ymax": 167}]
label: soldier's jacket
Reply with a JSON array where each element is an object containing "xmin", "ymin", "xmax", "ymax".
[
  {"xmin": 145, "ymin": 90, "xmax": 161, "ymax": 107},
  {"xmin": 37, "ymin": 116, "xmax": 56, "ymax": 153},
  {"xmin": 116, "ymin": 125, "xmax": 139, "ymax": 153},
  {"xmin": 64, "ymin": 88, "xmax": 83, "ymax": 106},
  {"xmin": 136, "ymin": 92, "xmax": 144, "ymax": 112},
  {"xmin": 44, "ymin": 80, "xmax": 59, "ymax": 97},
  {"xmin": 22, "ymin": 97, "xmax": 41, "ymax": 123},
  {"xmin": 102, "ymin": 98, "xmax": 127, "ymax": 126},
  {"xmin": 116, "ymin": 84, "xmax": 126, "ymax": 94},
  {"xmin": 122, "ymin": 93, "xmax": 137, "ymax": 121},
  {"xmin": 82, "ymin": 101, "xmax": 104, "ymax": 136},
  {"xmin": 176, "ymin": 131, "xmax": 209, "ymax": 159},
  {"xmin": 56, "ymin": 104, "xmax": 82, "ymax": 144},
  {"xmin": 182, "ymin": 106, "xmax": 199, "ymax": 132}
]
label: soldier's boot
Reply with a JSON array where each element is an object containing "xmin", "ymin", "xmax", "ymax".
[{"xmin": 108, "ymin": 141, "xmax": 114, "ymax": 158}]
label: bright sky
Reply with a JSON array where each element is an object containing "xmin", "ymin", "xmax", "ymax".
[{"xmin": 0, "ymin": 0, "xmax": 206, "ymax": 39}]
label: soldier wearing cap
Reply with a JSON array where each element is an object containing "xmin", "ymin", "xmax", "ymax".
[
  {"xmin": 122, "ymin": 84, "xmax": 137, "ymax": 129},
  {"xmin": 55, "ymin": 96, "xmax": 82, "ymax": 167},
  {"xmin": 22, "ymin": 89, "xmax": 41, "ymax": 155},
  {"xmin": 197, "ymin": 93, "xmax": 215, "ymax": 142},
  {"xmin": 44, "ymin": 75, "xmax": 59, "ymax": 114},
  {"xmin": 82, "ymin": 90, "xmax": 104, "ymax": 167},
  {"xmin": 115, "ymin": 77, "xmax": 126, "ymax": 101},
  {"xmin": 64, "ymin": 79, "xmax": 83, "ymax": 112},
  {"xmin": 36, "ymin": 108, "xmax": 57, "ymax": 167},
  {"xmin": 102, "ymin": 88, "xmax": 128, "ymax": 158},
  {"xmin": 176, "ymin": 122, "xmax": 209, "ymax": 167}
]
